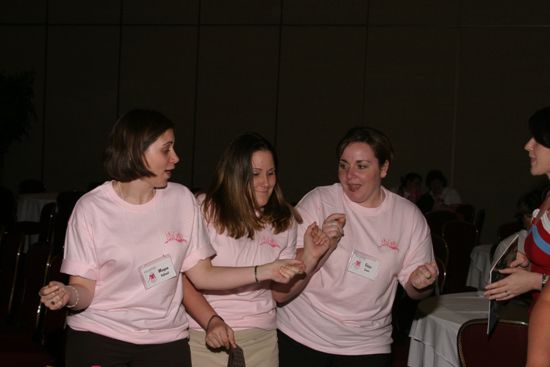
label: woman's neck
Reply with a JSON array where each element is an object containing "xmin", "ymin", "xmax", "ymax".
[{"xmin": 113, "ymin": 180, "xmax": 155, "ymax": 204}]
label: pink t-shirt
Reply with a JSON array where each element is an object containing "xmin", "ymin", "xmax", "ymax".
[
  {"xmin": 61, "ymin": 181, "xmax": 215, "ymax": 344},
  {"xmin": 188, "ymin": 208, "xmax": 297, "ymax": 331},
  {"xmin": 277, "ymin": 184, "xmax": 433, "ymax": 355}
]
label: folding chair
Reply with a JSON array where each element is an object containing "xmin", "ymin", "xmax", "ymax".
[{"xmin": 457, "ymin": 318, "xmax": 527, "ymax": 367}]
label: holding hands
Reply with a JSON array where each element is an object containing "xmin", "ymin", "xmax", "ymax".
[
  {"xmin": 302, "ymin": 213, "xmax": 345, "ymax": 272},
  {"xmin": 409, "ymin": 261, "xmax": 438, "ymax": 290},
  {"xmin": 259, "ymin": 259, "xmax": 306, "ymax": 284}
]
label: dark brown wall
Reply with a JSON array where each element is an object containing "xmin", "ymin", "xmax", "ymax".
[{"xmin": 2, "ymin": 0, "xmax": 550, "ymax": 242}]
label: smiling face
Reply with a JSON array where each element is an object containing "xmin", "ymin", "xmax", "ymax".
[
  {"xmin": 525, "ymin": 137, "xmax": 550, "ymax": 179},
  {"xmin": 142, "ymin": 128, "xmax": 179, "ymax": 188},
  {"xmin": 338, "ymin": 142, "xmax": 389, "ymax": 208},
  {"xmin": 250, "ymin": 150, "xmax": 276, "ymax": 208}
]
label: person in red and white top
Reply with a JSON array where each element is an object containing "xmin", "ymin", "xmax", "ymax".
[
  {"xmin": 276, "ymin": 126, "xmax": 437, "ymax": 367},
  {"xmin": 183, "ymin": 133, "xmax": 331, "ymax": 367},
  {"xmin": 38, "ymin": 110, "xmax": 305, "ymax": 367}
]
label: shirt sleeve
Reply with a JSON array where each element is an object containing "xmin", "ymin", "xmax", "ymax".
[
  {"xmin": 61, "ymin": 201, "xmax": 100, "ymax": 280},
  {"xmin": 397, "ymin": 208, "xmax": 434, "ymax": 286},
  {"xmin": 180, "ymin": 196, "xmax": 216, "ymax": 273}
]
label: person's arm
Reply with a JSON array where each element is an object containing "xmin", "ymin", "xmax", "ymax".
[
  {"xmin": 527, "ymin": 283, "xmax": 550, "ymax": 367},
  {"xmin": 272, "ymin": 214, "xmax": 345, "ymax": 304},
  {"xmin": 185, "ymin": 257, "xmax": 304, "ymax": 291},
  {"xmin": 39, "ymin": 275, "xmax": 95, "ymax": 311},
  {"xmin": 403, "ymin": 261, "xmax": 438, "ymax": 300},
  {"xmin": 182, "ymin": 275, "xmax": 236, "ymax": 349}
]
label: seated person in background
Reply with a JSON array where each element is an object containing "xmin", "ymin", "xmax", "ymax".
[
  {"xmin": 396, "ymin": 172, "xmax": 423, "ymax": 205},
  {"xmin": 491, "ymin": 189, "xmax": 543, "ymax": 261},
  {"xmin": 417, "ymin": 169, "xmax": 461, "ymax": 213}
]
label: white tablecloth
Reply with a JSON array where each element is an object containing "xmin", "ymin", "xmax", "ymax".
[
  {"xmin": 466, "ymin": 244, "xmax": 492, "ymax": 290},
  {"xmin": 408, "ymin": 292, "xmax": 488, "ymax": 367},
  {"xmin": 17, "ymin": 192, "xmax": 58, "ymax": 222},
  {"xmin": 16, "ymin": 192, "xmax": 57, "ymax": 250}
]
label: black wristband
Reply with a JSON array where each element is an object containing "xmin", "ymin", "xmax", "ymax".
[{"xmin": 206, "ymin": 314, "xmax": 224, "ymax": 331}]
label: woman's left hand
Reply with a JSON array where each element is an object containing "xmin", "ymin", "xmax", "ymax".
[
  {"xmin": 259, "ymin": 259, "xmax": 306, "ymax": 284},
  {"xmin": 409, "ymin": 262, "xmax": 438, "ymax": 290},
  {"xmin": 484, "ymin": 267, "xmax": 539, "ymax": 301}
]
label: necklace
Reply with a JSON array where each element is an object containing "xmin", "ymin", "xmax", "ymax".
[{"xmin": 114, "ymin": 181, "xmax": 155, "ymax": 204}]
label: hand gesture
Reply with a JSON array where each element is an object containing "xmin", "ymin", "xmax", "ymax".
[
  {"xmin": 205, "ymin": 316, "xmax": 236, "ymax": 350},
  {"xmin": 39, "ymin": 281, "xmax": 70, "ymax": 310},
  {"xmin": 409, "ymin": 261, "xmax": 438, "ymax": 290},
  {"xmin": 321, "ymin": 213, "xmax": 346, "ymax": 247},
  {"xmin": 303, "ymin": 222, "xmax": 332, "ymax": 261}
]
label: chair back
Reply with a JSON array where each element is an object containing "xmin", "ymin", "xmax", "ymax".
[
  {"xmin": 474, "ymin": 208, "xmax": 486, "ymax": 243},
  {"xmin": 442, "ymin": 220, "xmax": 478, "ymax": 293},
  {"xmin": 434, "ymin": 256, "xmax": 447, "ymax": 295},
  {"xmin": 426, "ymin": 210, "xmax": 459, "ymax": 236},
  {"xmin": 457, "ymin": 318, "xmax": 527, "ymax": 367},
  {"xmin": 53, "ymin": 190, "xmax": 83, "ymax": 253},
  {"xmin": 432, "ymin": 233, "xmax": 449, "ymax": 267},
  {"xmin": 0, "ymin": 229, "xmax": 25, "ymax": 317},
  {"xmin": 37, "ymin": 202, "xmax": 57, "ymax": 247},
  {"xmin": 455, "ymin": 204, "xmax": 476, "ymax": 223},
  {"xmin": 35, "ymin": 253, "xmax": 67, "ymax": 356}
]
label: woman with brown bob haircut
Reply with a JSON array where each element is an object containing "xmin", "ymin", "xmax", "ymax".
[
  {"xmin": 184, "ymin": 132, "xmax": 335, "ymax": 367},
  {"xmin": 39, "ymin": 110, "xmax": 306, "ymax": 367}
]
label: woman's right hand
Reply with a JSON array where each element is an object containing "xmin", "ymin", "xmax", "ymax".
[
  {"xmin": 509, "ymin": 251, "xmax": 530, "ymax": 268},
  {"xmin": 205, "ymin": 316, "xmax": 236, "ymax": 349},
  {"xmin": 39, "ymin": 281, "xmax": 70, "ymax": 310}
]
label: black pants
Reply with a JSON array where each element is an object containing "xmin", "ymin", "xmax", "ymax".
[
  {"xmin": 65, "ymin": 328, "xmax": 191, "ymax": 367},
  {"xmin": 277, "ymin": 329, "xmax": 391, "ymax": 367}
]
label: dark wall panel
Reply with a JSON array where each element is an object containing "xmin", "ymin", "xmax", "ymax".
[
  {"xmin": 44, "ymin": 26, "xmax": 119, "ymax": 191},
  {"xmin": 277, "ymin": 26, "xmax": 366, "ymax": 202}
]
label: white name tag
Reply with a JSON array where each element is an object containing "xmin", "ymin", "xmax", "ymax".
[
  {"xmin": 139, "ymin": 255, "xmax": 177, "ymax": 289},
  {"xmin": 347, "ymin": 249, "xmax": 379, "ymax": 280}
]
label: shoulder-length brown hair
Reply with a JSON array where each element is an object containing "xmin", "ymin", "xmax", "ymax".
[
  {"xmin": 203, "ymin": 132, "xmax": 301, "ymax": 239},
  {"xmin": 104, "ymin": 109, "xmax": 175, "ymax": 182}
]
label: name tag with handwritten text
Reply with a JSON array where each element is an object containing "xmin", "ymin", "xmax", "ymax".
[{"xmin": 139, "ymin": 255, "xmax": 177, "ymax": 289}]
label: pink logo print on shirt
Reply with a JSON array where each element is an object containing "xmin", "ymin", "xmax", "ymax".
[
  {"xmin": 149, "ymin": 273, "xmax": 157, "ymax": 282},
  {"xmin": 259, "ymin": 236, "xmax": 281, "ymax": 248},
  {"xmin": 164, "ymin": 232, "xmax": 187, "ymax": 244},
  {"xmin": 380, "ymin": 239, "xmax": 399, "ymax": 251}
]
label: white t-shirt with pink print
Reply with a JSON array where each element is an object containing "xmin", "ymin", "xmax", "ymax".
[
  {"xmin": 61, "ymin": 181, "xmax": 215, "ymax": 344},
  {"xmin": 188, "ymin": 200, "xmax": 297, "ymax": 331},
  {"xmin": 277, "ymin": 184, "xmax": 433, "ymax": 355}
]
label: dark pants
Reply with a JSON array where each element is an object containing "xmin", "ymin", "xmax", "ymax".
[
  {"xmin": 65, "ymin": 327, "xmax": 191, "ymax": 367},
  {"xmin": 277, "ymin": 329, "xmax": 391, "ymax": 367}
]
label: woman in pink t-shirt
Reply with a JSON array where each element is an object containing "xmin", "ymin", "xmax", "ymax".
[
  {"xmin": 183, "ymin": 132, "xmax": 333, "ymax": 367},
  {"xmin": 38, "ymin": 110, "xmax": 305, "ymax": 367},
  {"xmin": 276, "ymin": 126, "xmax": 438, "ymax": 367}
]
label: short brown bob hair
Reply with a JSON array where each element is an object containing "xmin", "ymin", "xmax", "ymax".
[
  {"xmin": 104, "ymin": 109, "xmax": 175, "ymax": 182},
  {"xmin": 336, "ymin": 126, "xmax": 394, "ymax": 166}
]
